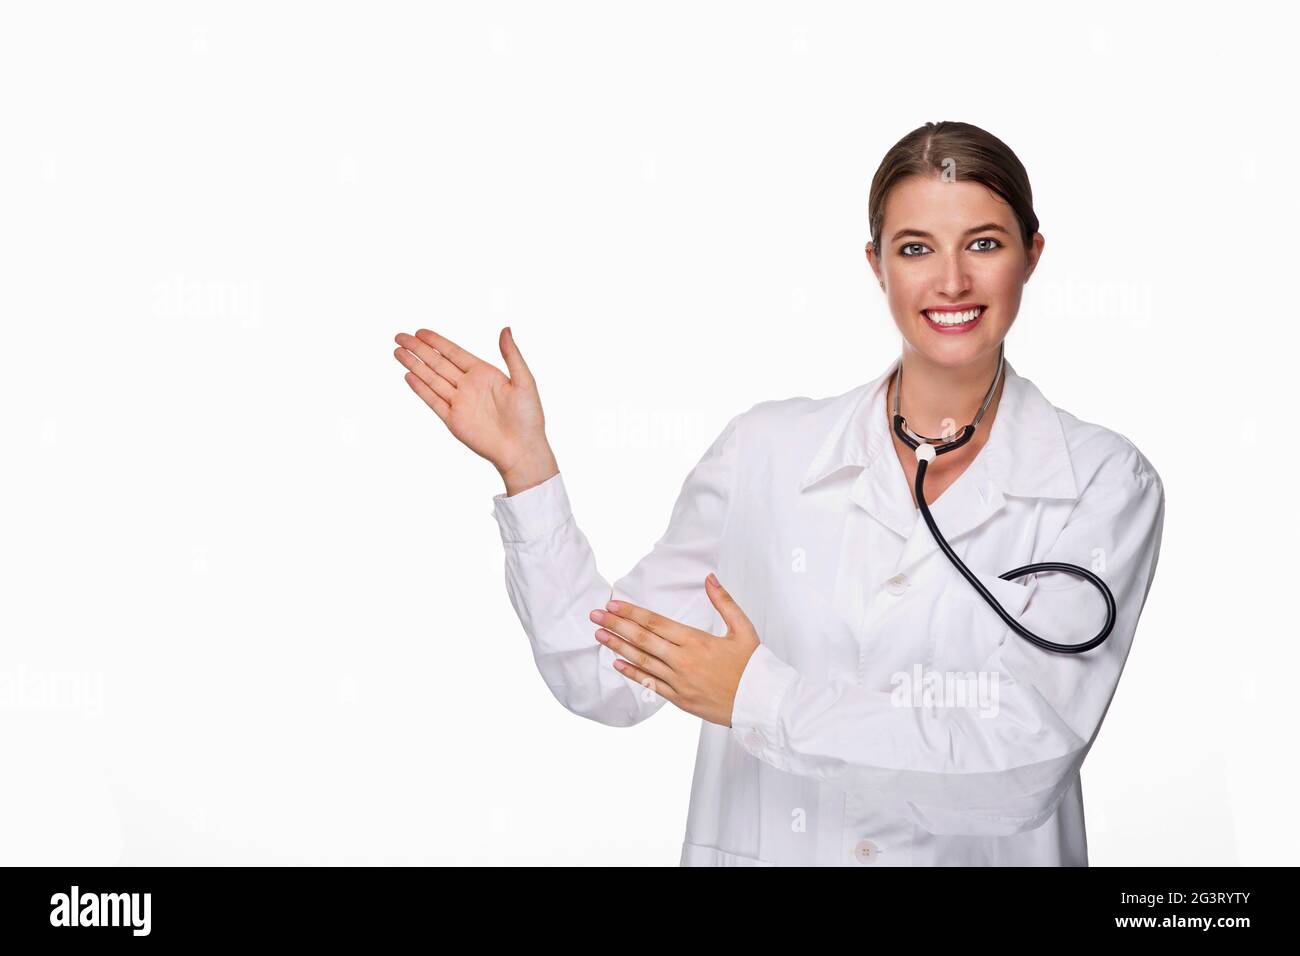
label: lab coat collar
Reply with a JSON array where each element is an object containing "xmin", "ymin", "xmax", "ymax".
[{"xmin": 798, "ymin": 352, "xmax": 1079, "ymax": 564}]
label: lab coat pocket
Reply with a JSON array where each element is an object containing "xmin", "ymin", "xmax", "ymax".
[{"xmin": 933, "ymin": 572, "xmax": 1036, "ymax": 674}]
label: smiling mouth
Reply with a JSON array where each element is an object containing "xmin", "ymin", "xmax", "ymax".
[{"xmin": 922, "ymin": 305, "xmax": 985, "ymax": 327}]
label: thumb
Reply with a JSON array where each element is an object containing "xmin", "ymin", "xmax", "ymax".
[
  {"xmin": 705, "ymin": 573, "xmax": 749, "ymax": 635},
  {"xmin": 499, "ymin": 326, "xmax": 535, "ymax": 389}
]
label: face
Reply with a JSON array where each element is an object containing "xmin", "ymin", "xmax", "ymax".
[{"xmin": 865, "ymin": 173, "xmax": 1044, "ymax": 370}]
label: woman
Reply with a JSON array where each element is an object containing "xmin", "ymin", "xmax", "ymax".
[{"xmin": 392, "ymin": 121, "xmax": 1166, "ymax": 867}]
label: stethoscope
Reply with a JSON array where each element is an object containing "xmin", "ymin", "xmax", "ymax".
[{"xmin": 890, "ymin": 342, "xmax": 1116, "ymax": 654}]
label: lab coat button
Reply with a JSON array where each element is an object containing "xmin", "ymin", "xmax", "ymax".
[
  {"xmin": 746, "ymin": 730, "xmax": 764, "ymax": 749},
  {"xmin": 853, "ymin": 839, "xmax": 881, "ymax": 864},
  {"xmin": 885, "ymin": 574, "xmax": 910, "ymax": 596}
]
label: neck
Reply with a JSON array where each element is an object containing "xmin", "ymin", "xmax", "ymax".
[{"xmin": 890, "ymin": 345, "xmax": 1006, "ymax": 442}]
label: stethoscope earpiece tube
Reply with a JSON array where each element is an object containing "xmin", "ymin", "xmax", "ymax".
[{"xmin": 892, "ymin": 345, "xmax": 1117, "ymax": 655}]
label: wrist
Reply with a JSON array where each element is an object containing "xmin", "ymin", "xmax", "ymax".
[{"xmin": 499, "ymin": 444, "xmax": 559, "ymax": 496}]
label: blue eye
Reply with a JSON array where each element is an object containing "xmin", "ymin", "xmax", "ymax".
[{"xmin": 898, "ymin": 237, "xmax": 1003, "ymax": 257}]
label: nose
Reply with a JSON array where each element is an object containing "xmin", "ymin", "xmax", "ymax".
[{"xmin": 935, "ymin": 253, "xmax": 972, "ymax": 299}]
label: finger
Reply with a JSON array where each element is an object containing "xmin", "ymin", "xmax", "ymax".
[
  {"xmin": 499, "ymin": 326, "xmax": 536, "ymax": 389},
  {"xmin": 412, "ymin": 328, "xmax": 479, "ymax": 374},
  {"xmin": 610, "ymin": 657, "xmax": 679, "ymax": 703},
  {"xmin": 594, "ymin": 627, "xmax": 676, "ymax": 686},
  {"xmin": 595, "ymin": 613, "xmax": 686, "ymax": 665},
  {"xmin": 705, "ymin": 573, "xmax": 751, "ymax": 635},
  {"xmin": 395, "ymin": 332, "xmax": 464, "ymax": 387},
  {"xmin": 601, "ymin": 599, "xmax": 691, "ymax": 646},
  {"xmin": 591, "ymin": 607, "xmax": 681, "ymax": 665},
  {"xmin": 403, "ymin": 371, "xmax": 450, "ymax": 421},
  {"xmin": 393, "ymin": 344, "xmax": 455, "ymax": 405}
]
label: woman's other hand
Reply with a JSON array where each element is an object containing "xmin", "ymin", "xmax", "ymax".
[
  {"xmin": 589, "ymin": 574, "xmax": 761, "ymax": 727},
  {"xmin": 393, "ymin": 326, "xmax": 559, "ymax": 495}
]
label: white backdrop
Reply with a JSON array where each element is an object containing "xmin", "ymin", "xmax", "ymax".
[{"xmin": 1, "ymin": 0, "xmax": 1294, "ymax": 865}]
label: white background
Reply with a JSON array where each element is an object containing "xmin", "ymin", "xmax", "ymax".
[{"xmin": 1, "ymin": 1, "xmax": 1295, "ymax": 865}]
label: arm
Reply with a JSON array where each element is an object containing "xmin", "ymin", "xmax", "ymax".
[
  {"xmin": 729, "ymin": 446, "xmax": 1167, "ymax": 836},
  {"xmin": 492, "ymin": 411, "xmax": 745, "ymax": 727},
  {"xmin": 391, "ymin": 324, "xmax": 742, "ymax": 727}
]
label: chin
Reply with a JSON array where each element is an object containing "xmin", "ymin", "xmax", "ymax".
[{"xmin": 907, "ymin": 332, "xmax": 1004, "ymax": 369}]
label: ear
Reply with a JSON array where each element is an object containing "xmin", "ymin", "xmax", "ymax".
[
  {"xmin": 1023, "ymin": 232, "xmax": 1045, "ymax": 281},
  {"xmin": 865, "ymin": 240, "xmax": 885, "ymax": 288},
  {"xmin": 863, "ymin": 239, "xmax": 883, "ymax": 277}
]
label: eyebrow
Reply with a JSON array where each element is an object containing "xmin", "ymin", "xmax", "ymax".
[{"xmin": 889, "ymin": 223, "xmax": 1011, "ymax": 243}]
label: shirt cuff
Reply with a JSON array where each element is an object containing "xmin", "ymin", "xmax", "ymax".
[
  {"xmin": 730, "ymin": 643, "xmax": 799, "ymax": 761},
  {"xmin": 491, "ymin": 472, "xmax": 571, "ymax": 544}
]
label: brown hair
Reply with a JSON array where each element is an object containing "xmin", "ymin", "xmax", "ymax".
[{"xmin": 868, "ymin": 121, "xmax": 1039, "ymax": 257}]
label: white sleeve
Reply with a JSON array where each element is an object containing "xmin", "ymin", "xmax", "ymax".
[
  {"xmin": 729, "ymin": 445, "xmax": 1166, "ymax": 836},
  {"xmin": 491, "ymin": 411, "xmax": 745, "ymax": 727}
]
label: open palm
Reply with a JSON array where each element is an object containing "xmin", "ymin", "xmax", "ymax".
[{"xmin": 393, "ymin": 326, "xmax": 548, "ymax": 478}]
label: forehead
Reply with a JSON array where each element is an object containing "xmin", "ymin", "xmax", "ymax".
[{"xmin": 882, "ymin": 175, "xmax": 1015, "ymax": 233}]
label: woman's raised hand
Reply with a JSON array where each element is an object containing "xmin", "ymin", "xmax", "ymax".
[{"xmin": 393, "ymin": 326, "xmax": 559, "ymax": 494}]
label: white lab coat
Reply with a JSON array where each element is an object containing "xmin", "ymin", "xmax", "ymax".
[{"xmin": 491, "ymin": 354, "xmax": 1166, "ymax": 866}]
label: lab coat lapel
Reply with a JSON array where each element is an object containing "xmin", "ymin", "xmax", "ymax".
[
  {"xmin": 802, "ymin": 353, "xmax": 1079, "ymax": 580},
  {"xmin": 843, "ymin": 356, "xmax": 1005, "ymax": 564},
  {"xmin": 804, "ymin": 354, "xmax": 912, "ymax": 537},
  {"xmin": 892, "ymin": 460, "xmax": 1005, "ymax": 577},
  {"xmin": 849, "ymin": 427, "xmax": 1005, "ymax": 577},
  {"xmin": 847, "ymin": 450, "xmax": 915, "ymax": 539}
]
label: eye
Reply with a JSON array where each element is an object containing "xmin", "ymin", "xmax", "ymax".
[{"xmin": 897, "ymin": 237, "xmax": 1003, "ymax": 258}]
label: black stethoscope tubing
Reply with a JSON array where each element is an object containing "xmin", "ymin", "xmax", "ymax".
[{"xmin": 890, "ymin": 343, "xmax": 1117, "ymax": 654}]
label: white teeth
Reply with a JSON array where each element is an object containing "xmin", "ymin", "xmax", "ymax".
[{"xmin": 925, "ymin": 307, "xmax": 983, "ymax": 326}]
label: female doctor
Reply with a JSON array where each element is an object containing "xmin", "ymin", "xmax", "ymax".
[{"xmin": 392, "ymin": 120, "xmax": 1166, "ymax": 867}]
